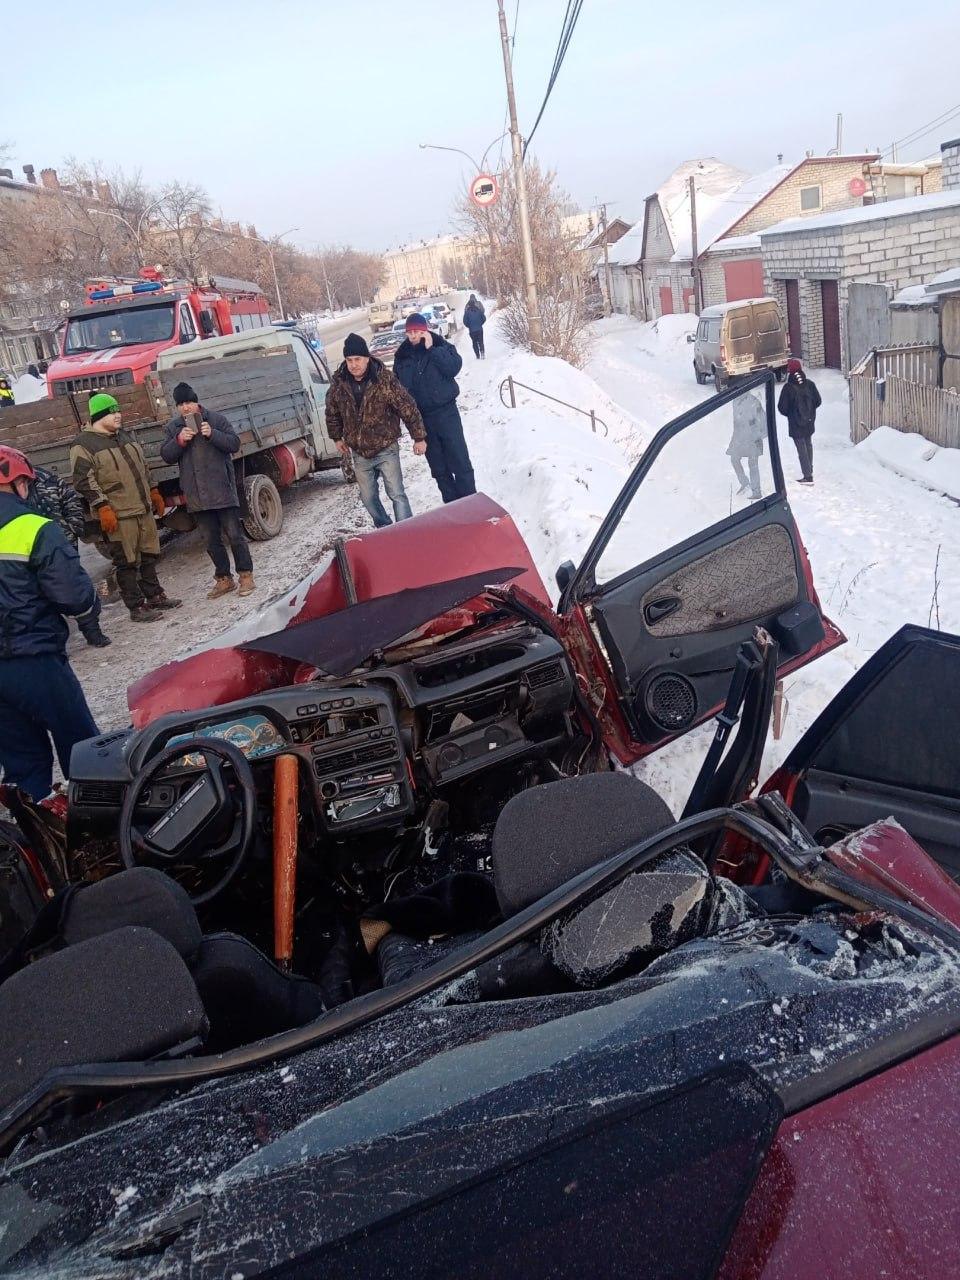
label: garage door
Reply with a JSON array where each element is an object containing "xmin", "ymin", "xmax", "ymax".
[{"xmin": 723, "ymin": 259, "xmax": 764, "ymax": 302}]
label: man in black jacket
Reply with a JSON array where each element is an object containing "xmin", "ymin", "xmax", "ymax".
[
  {"xmin": 160, "ymin": 383, "xmax": 255, "ymax": 598},
  {"xmin": 0, "ymin": 446, "xmax": 99, "ymax": 800},
  {"xmin": 394, "ymin": 314, "xmax": 476, "ymax": 504},
  {"xmin": 777, "ymin": 358, "xmax": 821, "ymax": 485}
]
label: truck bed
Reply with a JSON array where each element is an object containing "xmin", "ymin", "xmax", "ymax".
[{"xmin": 0, "ymin": 348, "xmax": 315, "ymax": 484}]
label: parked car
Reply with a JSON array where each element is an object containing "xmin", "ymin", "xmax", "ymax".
[
  {"xmin": 427, "ymin": 301, "xmax": 458, "ymax": 332},
  {"xmin": 11, "ymin": 378, "xmax": 960, "ymax": 1276},
  {"xmin": 419, "ymin": 304, "xmax": 454, "ymax": 338},
  {"xmin": 369, "ymin": 328, "xmax": 405, "ymax": 368},
  {"xmin": 690, "ymin": 297, "xmax": 790, "ymax": 391},
  {"xmin": 400, "ymin": 299, "xmax": 424, "ymax": 319},
  {"xmin": 367, "ymin": 302, "xmax": 395, "ymax": 333}
]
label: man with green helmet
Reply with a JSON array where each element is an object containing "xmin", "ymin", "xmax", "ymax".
[{"xmin": 71, "ymin": 392, "xmax": 181, "ymax": 623}]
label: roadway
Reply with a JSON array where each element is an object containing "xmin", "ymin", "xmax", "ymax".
[{"xmin": 316, "ymin": 293, "xmax": 462, "ymax": 367}]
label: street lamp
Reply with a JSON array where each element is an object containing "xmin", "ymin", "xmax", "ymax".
[
  {"xmin": 89, "ymin": 197, "xmax": 165, "ymax": 268},
  {"xmin": 419, "ymin": 135, "xmax": 508, "ymax": 299},
  {"xmin": 265, "ymin": 227, "xmax": 299, "ymax": 321}
]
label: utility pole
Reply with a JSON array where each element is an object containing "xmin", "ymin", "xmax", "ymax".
[
  {"xmin": 688, "ymin": 175, "xmax": 701, "ymax": 316},
  {"xmin": 318, "ymin": 252, "xmax": 335, "ymax": 313},
  {"xmin": 599, "ymin": 202, "xmax": 613, "ymax": 317},
  {"xmin": 497, "ymin": 0, "xmax": 542, "ymax": 353}
]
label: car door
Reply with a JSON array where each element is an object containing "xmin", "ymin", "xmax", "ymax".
[
  {"xmin": 559, "ymin": 373, "xmax": 842, "ymax": 761},
  {"xmin": 771, "ymin": 626, "xmax": 960, "ymax": 882}
]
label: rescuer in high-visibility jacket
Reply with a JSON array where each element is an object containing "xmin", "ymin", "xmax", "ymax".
[{"xmin": 0, "ymin": 446, "xmax": 100, "ymax": 800}]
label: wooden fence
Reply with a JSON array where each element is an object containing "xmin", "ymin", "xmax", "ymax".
[{"xmin": 849, "ymin": 343, "xmax": 960, "ymax": 448}]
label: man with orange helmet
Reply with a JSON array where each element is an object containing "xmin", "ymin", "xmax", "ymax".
[{"xmin": 0, "ymin": 446, "xmax": 100, "ymax": 800}]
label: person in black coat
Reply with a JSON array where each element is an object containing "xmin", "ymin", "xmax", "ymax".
[
  {"xmin": 160, "ymin": 382, "xmax": 255, "ymax": 597},
  {"xmin": 463, "ymin": 295, "xmax": 486, "ymax": 359},
  {"xmin": 777, "ymin": 358, "xmax": 821, "ymax": 485},
  {"xmin": 393, "ymin": 315, "xmax": 476, "ymax": 504}
]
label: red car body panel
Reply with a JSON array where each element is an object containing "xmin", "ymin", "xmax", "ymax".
[
  {"xmin": 720, "ymin": 1033, "xmax": 960, "ymax": 1279},
  {"xmin": 127, "ymin": 494, "xmax": 550, "ymax": 727}
]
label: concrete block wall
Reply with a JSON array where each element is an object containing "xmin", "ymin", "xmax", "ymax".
[
  {"xmin": 761, "ymin": 204, "xmax": 960, "ymax": 366},
  {"xmin": 942, "ymin": 140, "xmax": 960, "ymax": 190}
]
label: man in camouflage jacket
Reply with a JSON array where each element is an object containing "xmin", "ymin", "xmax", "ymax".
[
  {"xmin": 325, "ymin": 333, "xmax": 427, "ymax": 529},
  {"xmin": 25, "ymin": 464, "xmax": 110, "ymax": 646}
]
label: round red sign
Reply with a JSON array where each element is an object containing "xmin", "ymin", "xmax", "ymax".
[
  {"xmin": 470, "ymin": 174, "xmax": 499, "ymax": 207},
  {"xmin": 848, "ymin": 176, "xmax": 867, "ymax": 197}
]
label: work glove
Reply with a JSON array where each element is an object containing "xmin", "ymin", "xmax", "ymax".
[
  {"xmin": 97, "ymin": 504, "xmax": 119, "ymax": 536},
  {"xmin": 150, "ymin": 488, "xmax": 166, "ymax": 518}
]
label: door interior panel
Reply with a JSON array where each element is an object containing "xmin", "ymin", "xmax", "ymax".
[
  {"xmin": 793, "ymin": 771, "xmax": 960, "ymax": 884},
  {"xmin": 592, "ymin": 498, "xmax": 809, "ymax": 743},
  {"xmin": 639, "ymin": 524, "xmax": 798, "ymax": 639}
]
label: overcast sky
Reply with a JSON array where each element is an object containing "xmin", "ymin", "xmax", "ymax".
[{"xmin": 4, "ymin": 0, "xmax": 958, "ymax": 254}]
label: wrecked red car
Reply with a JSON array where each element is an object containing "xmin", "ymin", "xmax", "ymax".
[{"xmin": 2, "ymin": 376, "xmax": 959, "ymax": 1279}]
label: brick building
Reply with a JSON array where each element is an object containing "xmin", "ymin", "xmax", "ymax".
[
  {"xmin": 942, "ymin": 138, "xmax": 960, "ymax": 190},
  {"xmin": 759, "ymin": 167, "xmax": 960, "ymax": 370}
]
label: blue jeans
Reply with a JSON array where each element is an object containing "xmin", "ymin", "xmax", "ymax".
[
  {"xmin": 0, "ymin": 654, "xmax": 99, "ymax": 799},
  {"xmin": 352, "ymin": 444, "xmax": 413, "ymax": 528}
]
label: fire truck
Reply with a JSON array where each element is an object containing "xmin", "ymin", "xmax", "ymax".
[{"xmin": 45, "ymin": 268, "xmax": 272, "ymax": 398}]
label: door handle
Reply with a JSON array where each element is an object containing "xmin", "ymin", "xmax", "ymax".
[{"xmin": 644, "ymin": 596, "xmax": 682, "ymax": 625}]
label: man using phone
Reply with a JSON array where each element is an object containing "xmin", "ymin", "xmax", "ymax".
[
  {"xmin": 393, "ymin": 314, "xmax": 476, "ymax": 504},
  {"xmin": 161, "ymin": 383, "xmax": 255, "ymax": 598}
]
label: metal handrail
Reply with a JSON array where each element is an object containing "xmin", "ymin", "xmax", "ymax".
[{"xmin": 498, "ymin": 374, "xmax": 609, "ymax": 435}]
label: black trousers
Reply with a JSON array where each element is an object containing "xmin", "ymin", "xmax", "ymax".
[
  {"xmin": 793, "ymin": 435, "xmax": 814, "ymax": 480},
  {"xmin": 423, "ymin": 406, "xmax": 476, "ymax": 504},
  {"xmin": 470, "ymin": 330, "xmax": 485, "ymax": 358},
  {"xmin": 196, "ymin": 506, "xmax": 253, "ymax": 577}
]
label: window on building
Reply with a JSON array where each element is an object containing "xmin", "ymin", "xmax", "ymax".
[{"xmin": 800, "ymin": 185, "xmax": 822, "ymax": 212}]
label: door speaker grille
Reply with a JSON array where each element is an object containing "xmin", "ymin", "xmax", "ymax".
[{"xmin": 643, "ymin": 673, "xmax": 697, "ymax": 733}]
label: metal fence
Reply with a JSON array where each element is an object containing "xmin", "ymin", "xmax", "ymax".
[{"xmin": 849, "ymin": 343, "xmax": 960, "ymax": 448}]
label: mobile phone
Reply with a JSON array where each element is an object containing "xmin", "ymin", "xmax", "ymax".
[{"xmin": 184, "ymin": 410, "xmax": 201, "ymax": 431}]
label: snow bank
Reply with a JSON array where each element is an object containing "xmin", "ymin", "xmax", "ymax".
[{"xmin": 858, "ymin": 426, "xmax": 960, "ymax": 503}]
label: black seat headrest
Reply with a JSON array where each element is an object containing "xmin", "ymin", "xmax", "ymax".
[
  {"xmin": 0, "ymin": 926, "xmax": 207, "ymax": 1111},
  {"xmin": 492, "ymin": 772, "xmax": 676, "ymax": 917},
  {"xmin": 62, "ymin": 868, "xmax": 202, "ymax": 960}
]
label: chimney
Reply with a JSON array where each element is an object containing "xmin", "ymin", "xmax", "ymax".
[
  {"xmin": 22, "ymin": 164, "xmax": 36, "ymax": 184},
  {"xmin": 39, "ymin": 167, "xmax": 60, "ymax": 189},
  {"xmin": 941, "ymin": 137, "xmax": 960, "ymax": 191}
]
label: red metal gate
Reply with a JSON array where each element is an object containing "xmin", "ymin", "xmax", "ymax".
[
  {"xmin": 785, "ymin": 279, "xmax": 802, "ymax": 357},
  {"xmin": 723, "ymin": 259, "xmax": 764, "ymax": 302},
  {"xmin": 820, "ymin": 279, "xmax": 842, "ymax": 369}
]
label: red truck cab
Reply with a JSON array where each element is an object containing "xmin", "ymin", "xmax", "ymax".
[{"xmin": 46, "ymin": 268, "xmax": 271, "ymax": 397}]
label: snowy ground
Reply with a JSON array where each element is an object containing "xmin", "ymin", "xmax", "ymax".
[{"xmin": 67, "ymin": 308, "xmax": 959, "ymax": 815}]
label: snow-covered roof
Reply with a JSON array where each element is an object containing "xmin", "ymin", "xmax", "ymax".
[
  {"xmin": 671, "ymin": 163, "xmax": 795, "ymax": 262},
  {"xmin": 654, "ymin": 157, "xmax": 750, "ymax": 260},
  {"xmin": 925, "ymin": 265, "xmax": 960, "ymax": 295},
  {"xmin": 704, "ymin": 231, "xmax": 762, "ymax": 255},
  {"xmin": 893, "ymin": 284, "xmax": 935, "ymax": 307},
  {"xmin": 606, "ymin": 223, "xmax": 646, "ymax": 268},
  {"xmin": 761, "ymin": 189, "xmax": 960, "ymax": 238}
]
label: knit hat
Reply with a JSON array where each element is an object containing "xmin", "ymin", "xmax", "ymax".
[
  {"xmin": 786, "ymin": 358, "xmax": 802, "ymax": 375},
  {"xmin": 343, "ymin": 333, "xmax": 370, "ymax": 358},
  {"xmin": 88, "ymin": 392, "xmax": 120, "ymax": 423},
  {"xmin": 404, "ymin": 313, "xmax": 429, "ymax": 333},
  {"xmin": 173, "ymin": 382, "xmax": 199, "ymax": 406}
]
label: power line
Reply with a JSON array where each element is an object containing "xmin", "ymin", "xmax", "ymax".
[
  {"xmin": 522, "ymin": 0, "xmax": 584, "ymax": 159},
  {"xmin": 882, "ymin": 102, "xmax": 960, "ymax": 158}
]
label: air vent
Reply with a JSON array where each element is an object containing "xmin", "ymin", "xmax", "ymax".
[
  {"xmin": 74, "ymin": 781, "xmax": 126, "ymax": 807},
  {"xmin": 643, "ymin": 673, "xmax": 697, "ymax": 733},
  {"xmin": 314, "ymin": 741, "xmax": 396, "ymax": 775},
  {"xmin": 52, "ymin": 369, "xmax": 134, "ymax": 397},
  {"xmin": 525, "ymin": 660, "xmax": 565, "ymax": 691}
]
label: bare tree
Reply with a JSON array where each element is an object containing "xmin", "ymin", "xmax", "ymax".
[
  {"xmin": 458, "ymin": 159, "xmax": 590, "ymax": 364},
  {"xmin": 155, "ymin": 181, "xmax": 213, "ymax": 278}
]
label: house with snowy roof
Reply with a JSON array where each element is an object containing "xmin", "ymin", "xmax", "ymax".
[{"xmin": 607, "ymin": 152, "xmax": 911, "ymax": 323}]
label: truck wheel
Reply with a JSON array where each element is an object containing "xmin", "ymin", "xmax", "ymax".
[
  {"xmin": 713, "ymin": 368, "xmax": 728, "ymax": 393},
  {"xmin": 242, "ymin": 474, "xmax": 284, "ymax": 541},
  {"xmin": 694, "ymin": 362, "xmax": 707, "ymax": 385}
]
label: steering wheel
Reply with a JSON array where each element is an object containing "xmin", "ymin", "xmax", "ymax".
[{"xmin": 119, "ymin": 737, "xmax": 257, "ymax": 907}]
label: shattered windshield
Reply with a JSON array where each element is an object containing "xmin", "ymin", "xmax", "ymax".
[{"xmin": 64, "ymin": 302, "xmax": 176, "ymax": 353}]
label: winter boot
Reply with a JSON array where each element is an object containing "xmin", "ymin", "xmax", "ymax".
[
  {"xmin": 208, "ymin": 576, "xmax": 236, "ymax": 600},
  {"xmin": 83, "ymin": 625, "xmax": 112, "ymax": 648},
  {"xmin": 150, "ymin": 592, "xmax": 183, "ymax": 610},
  {"xmin": 129, "ymin": 604, "xmax": 162, "ymax": 623},
  {"xmin": 237, "ymin": 572, "xmax": 256, "ymax": 597}
]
